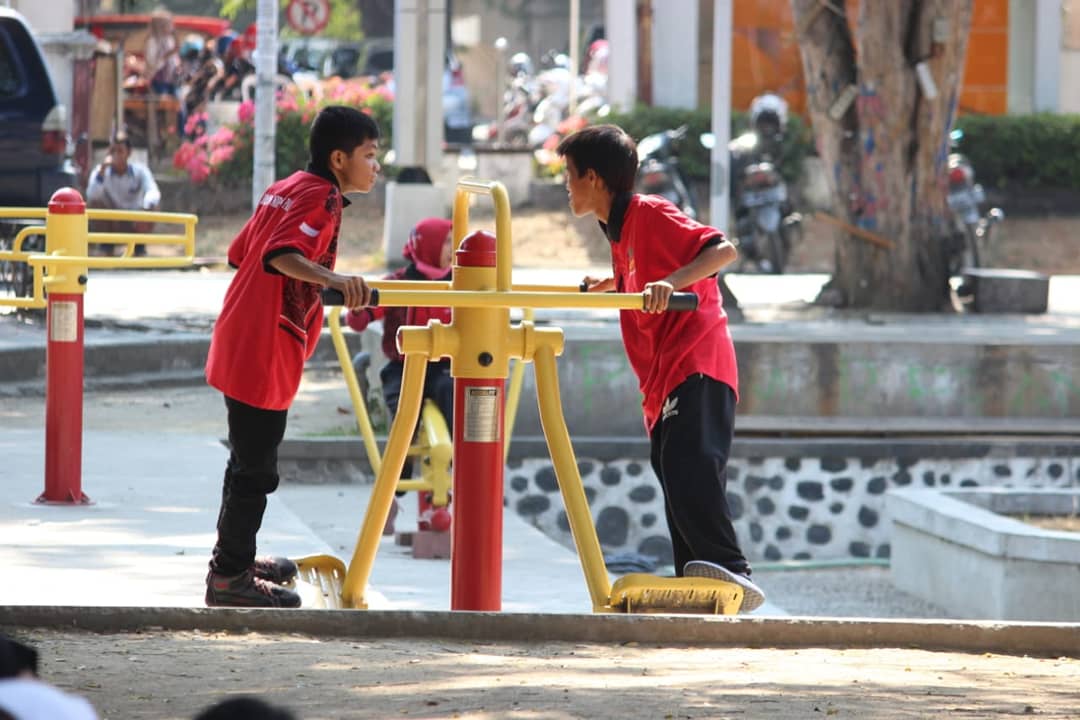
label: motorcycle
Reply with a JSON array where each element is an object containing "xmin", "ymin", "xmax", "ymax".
[
  {"xmin": 727, "ymin": 131, "xmax": 801, "ymax": 274},
  {"xmin": 635, "ymin": 125, "xmax": 698, "ymax": 219},
  {"xmin": 945, "ymin": 129, "xmax": 1004, "ymax": 279}
]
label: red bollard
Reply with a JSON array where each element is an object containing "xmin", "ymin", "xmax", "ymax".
[
  {"xmin": 449, "ymin": 230, "xmax": 506, "ymax": 611},
  {"xmin": 451, "ymin": 378, "xmax": 506, "ymax": 609},
  {"xmin": 38, "ymin": 188, "xmax": 90, "ymax": 505}
]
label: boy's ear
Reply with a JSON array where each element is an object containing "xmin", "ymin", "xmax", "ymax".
[
  {"xmin": 586, "ymin": 168, "xmax": 610, "ymax": 193},
  {"xmin": 329, "ymin": 148, "xmax": 347, "ymax": 170}
]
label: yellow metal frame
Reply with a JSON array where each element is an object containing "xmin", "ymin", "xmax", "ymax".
[
  {"xmin": 0, "ymin": 205, "xmax": 198, "ymax": 309},
  {"xmin": 295, "ymin": 177, "xmax": 742, "ymax": 614},
  {"xmin": 324, "ymin": 291, "xmax": 532, "ymax": 521}
]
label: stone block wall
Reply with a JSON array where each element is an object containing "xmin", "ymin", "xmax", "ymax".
[{"xmin": 501, "ymin": 439, "xmax": 1080, "ymax": 565}]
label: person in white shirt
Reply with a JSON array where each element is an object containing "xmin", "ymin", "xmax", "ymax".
[
  {"xmin": 143, "ymin": 6, "xmax": 179, "ymax": 96},
  {"xmin": 0, "ymin": 635, "xmax": 99, "ymax": 720},
  {"xmin": 86, "ymin": 131, "xmax": 161, "ymax": 256}
]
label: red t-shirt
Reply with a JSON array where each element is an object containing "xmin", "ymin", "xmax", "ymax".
[
  {"xmin": 608, "ymin": 193, "xmax": 739, "ymax": 430},
  {"xmin": 205, "ymin": 171, "xmax": 346, "ymax": 410}
]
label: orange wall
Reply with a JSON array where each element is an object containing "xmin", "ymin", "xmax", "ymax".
[{"xmin": 728, "ymin": 0, "xmax": 1008, "ymax": 116}]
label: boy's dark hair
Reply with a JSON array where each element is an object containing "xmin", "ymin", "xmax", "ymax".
[
  {"xmin": 557, "ymin": 124, "xmax": 638, "ymax": 193},
  {"xmin": 193, "ymin": 696, "xmax": 296, "ymax": 720},
  {"xmin": 308, "ymin": 105, "xmax": 380, "ymax": 170}
]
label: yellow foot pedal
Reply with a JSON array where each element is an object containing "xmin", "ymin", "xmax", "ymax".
[
  {"xmin": 607, "ymin": 573, "xmax": 743, "ymax": 615},
  {"xmin": 292, "ymin": 554, "xmax": 350, "ymax": 610}
]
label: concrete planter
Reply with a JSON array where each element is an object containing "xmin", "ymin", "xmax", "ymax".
[{"xmin": 887, "ymin": 488, "xmax": 1080, "ymax": 621}]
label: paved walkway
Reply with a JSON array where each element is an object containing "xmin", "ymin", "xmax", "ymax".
[
  {"xmin": 2, "ymin": 427, "xmax": 590, "ymax": 612},
  {"xmin": 4, "ymin": 427, "xmax": 794, "ymax": 615},
  {"xmin": 2, "ymin": 271, "xmax": 1078, "ymax": 719},
  {"xmin": 1, "ymin": 270, "xmax": 1078, "ymax": 618}
]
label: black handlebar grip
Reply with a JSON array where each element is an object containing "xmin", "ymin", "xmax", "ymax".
[
  {"xmin": 321, "ymin": 288, "xmax": 344, "ymax": 305},
  {"xmin": 578, "ymin": 282, "xmax": 698, "ymax": 312},
  {"xmin": 667, "ymin": 292, "xmax": 698, "ymax": 312},
  {"xmin": 321, "ymin": 288, "xmax": 380, "ymax": 306}
]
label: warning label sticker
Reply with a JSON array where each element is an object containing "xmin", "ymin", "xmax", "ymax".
[
  {"xmin": 50, "ymin": 302, "xmax": 78, "ymax": 343},
  {"xmin": 463, "ymin": 386, "xmax": 500, "ymax": 443}
]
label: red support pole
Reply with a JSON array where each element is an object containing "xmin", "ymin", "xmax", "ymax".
[
  {"xmin": 446, "ymin": 228, "xmax": 506, "ymax": 611},
  {"xmin": 450, "ymin": 377, "xmax": 506, "ymax": 611},
  {"xmin": 41, "ymin": 293, "xmax": 88, "ymax": 504},
  {"xmin": 38, "ymin": 189, "xmax": 90, "ymax": 505}
]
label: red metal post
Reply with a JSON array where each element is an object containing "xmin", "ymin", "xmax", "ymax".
[
  {"xmin": 38, "ymin": 189, "xmax": 90, "ymax": 505},
  {"xmin": 449, "ymin": 230, "xmax": 506, "ymax": 611},
  {"xmin": 451, "ymin": 378, "xmax": 506, "ymax": 610}
]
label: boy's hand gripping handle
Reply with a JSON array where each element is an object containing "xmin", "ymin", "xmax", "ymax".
[
  {"xmin": 322, "ymin": 288, "xmax": 380, "ymax": 307},
  {"xmin": 577, "ymin": 282, "xmax": 699, "ymax": 312}
]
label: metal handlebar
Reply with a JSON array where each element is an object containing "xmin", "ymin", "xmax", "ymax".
[
  {"xmin": 321, "ymin": 287, "xmax": 699, "ymax": 312},
  {"xmin": 576, "ymin": 281, "xmax": 699, "ymax": 311}
]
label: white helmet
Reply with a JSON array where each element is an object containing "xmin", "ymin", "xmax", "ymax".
[
  {"xmin": 509, "ymin": 52, "xmax": 533, "ymax": 77},
  {"xmin": 750, "ymin": 93, "xmax": 788, "ymax": 131}
]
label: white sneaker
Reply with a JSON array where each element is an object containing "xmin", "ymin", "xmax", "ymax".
[{"xmin": 683, "ymin": 560, "xmax": 766, "ymax": 613}]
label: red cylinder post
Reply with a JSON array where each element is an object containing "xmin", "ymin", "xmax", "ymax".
[
  {"xmin": 449, "ymin": 228, "xmax": 505, "ymax": 611},
  {"xmin": 41, "ymin": 293, "xmax": 88, "ymax": 504},
  {"xmin": 38, "ymin": 189, "xmax": 90, "ymax": 505},
  {"xmin": 451, "ymin": 377, "xmax": 506, "ymax": 610}
]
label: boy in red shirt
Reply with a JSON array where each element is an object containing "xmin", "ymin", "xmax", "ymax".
[
  {"xmin": 203, "ymin": 106, "xmax": 379, "ymax": 607},
  {"xmin": 558, "ymin": 124, "xmax": 765, "ymax": 612}
]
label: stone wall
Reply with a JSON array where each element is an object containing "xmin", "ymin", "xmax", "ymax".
[
  {"xmin": 279, "ymin": 436, "xmax": 1080, "ymax": 565},
  {"xmin": 503, "ymin": 439, "xmax": 1080, "ymax": 565}
]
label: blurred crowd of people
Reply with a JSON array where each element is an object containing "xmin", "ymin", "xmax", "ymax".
[{"xmin": 123, "ymin": 6, "xmax": 259, "ymax": 140}]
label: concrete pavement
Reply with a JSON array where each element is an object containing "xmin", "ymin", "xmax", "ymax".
[
  {"xmin": 0, "ymin": 428, "xmax": 602, "ymax": 613},
  {"xmin": 2, "ymin": 269, "xmax": 1079, "ymax": 646},
  {"xmin": 8, "ymin": 426, "xmax": 1080, "ymax": 658},
  {"xmin": 2, "ymin": 269, "xmax": 1080, "ymax": 613}
]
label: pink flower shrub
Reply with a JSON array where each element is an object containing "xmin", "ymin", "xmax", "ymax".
[
  {"xmin": 172, "ymin": 78, "xmax": 393, "ymax": 186},
  {"xmin": 237, "ymin": 99, "xmax": 255, "ymax": 124}
]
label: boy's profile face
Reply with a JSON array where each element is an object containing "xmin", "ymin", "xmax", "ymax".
[
  {"xmin": 564, "ymin": 158, "xmax": 603, "ymax": 218},
  {"xmin": 332, "ymin": 138, "xmax": 380, "ymax": 194}
]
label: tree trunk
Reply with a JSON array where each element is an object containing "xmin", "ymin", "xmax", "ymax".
[{"xmin": 791, "ymin": 0, "xmax": 973, "ymax": 311}]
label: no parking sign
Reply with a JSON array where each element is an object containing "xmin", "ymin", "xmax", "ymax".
[{"xmin": 286, "ymin": 0, "xmax": 330, "ymax": 35}]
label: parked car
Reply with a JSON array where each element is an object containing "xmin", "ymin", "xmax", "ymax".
[
  {"xmin": 280, "ymin": 37, "xmax": 361, "ymax": 80},
  {"xmin": 0, "ymin": 7, "xmax": 78, "ymax": 299},
  {"xmin": 285, "ymin": 36, "xmax": 472, "ymax": 143}
]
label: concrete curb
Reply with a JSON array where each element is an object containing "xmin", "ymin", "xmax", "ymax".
[{"xmin": 1, "ymin": 606, "xmax": 1077, "ymax": 657}]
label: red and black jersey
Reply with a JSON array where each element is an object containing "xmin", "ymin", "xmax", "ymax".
[
  {"xmin": 603, "ymin": 193, "xmax": 739, "ymax": 431},
  {"xmin": 206, "ymin": 170, "xmax": 347, "ymax": 410}
]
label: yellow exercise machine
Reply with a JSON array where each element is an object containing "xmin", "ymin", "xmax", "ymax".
[
  {"xmin": 293, "ymin": 178, "xmax": 741, "ymax": 615},
  {"xmin": 323, "ymin": 299, "xmax": 531, "ymax": 552}
]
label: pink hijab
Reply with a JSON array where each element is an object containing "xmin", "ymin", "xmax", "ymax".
[{"xmin": 403, "ymin": 217, "xmax": 453, "ymax": 279}]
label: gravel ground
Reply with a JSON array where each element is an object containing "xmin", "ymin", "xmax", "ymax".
[
  {"xmin": 751, "ymin": 567, "xmax": 954, "ymax": 619},
  {"xmin": 6, "ymin": 627, "xmax": 1077, "ymax": 720}
]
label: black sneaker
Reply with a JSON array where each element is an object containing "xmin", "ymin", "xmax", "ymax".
[
  {"xmin": 252, "ymin": 556, "xmax": 298, "ymax": 585},
  {"xmin": 205, "ymin": 569, "xmax": 301, "ymax": 608},
  {"xmin": 683, "ymin": 560, "xmax": 766, "ymax": 613}
]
